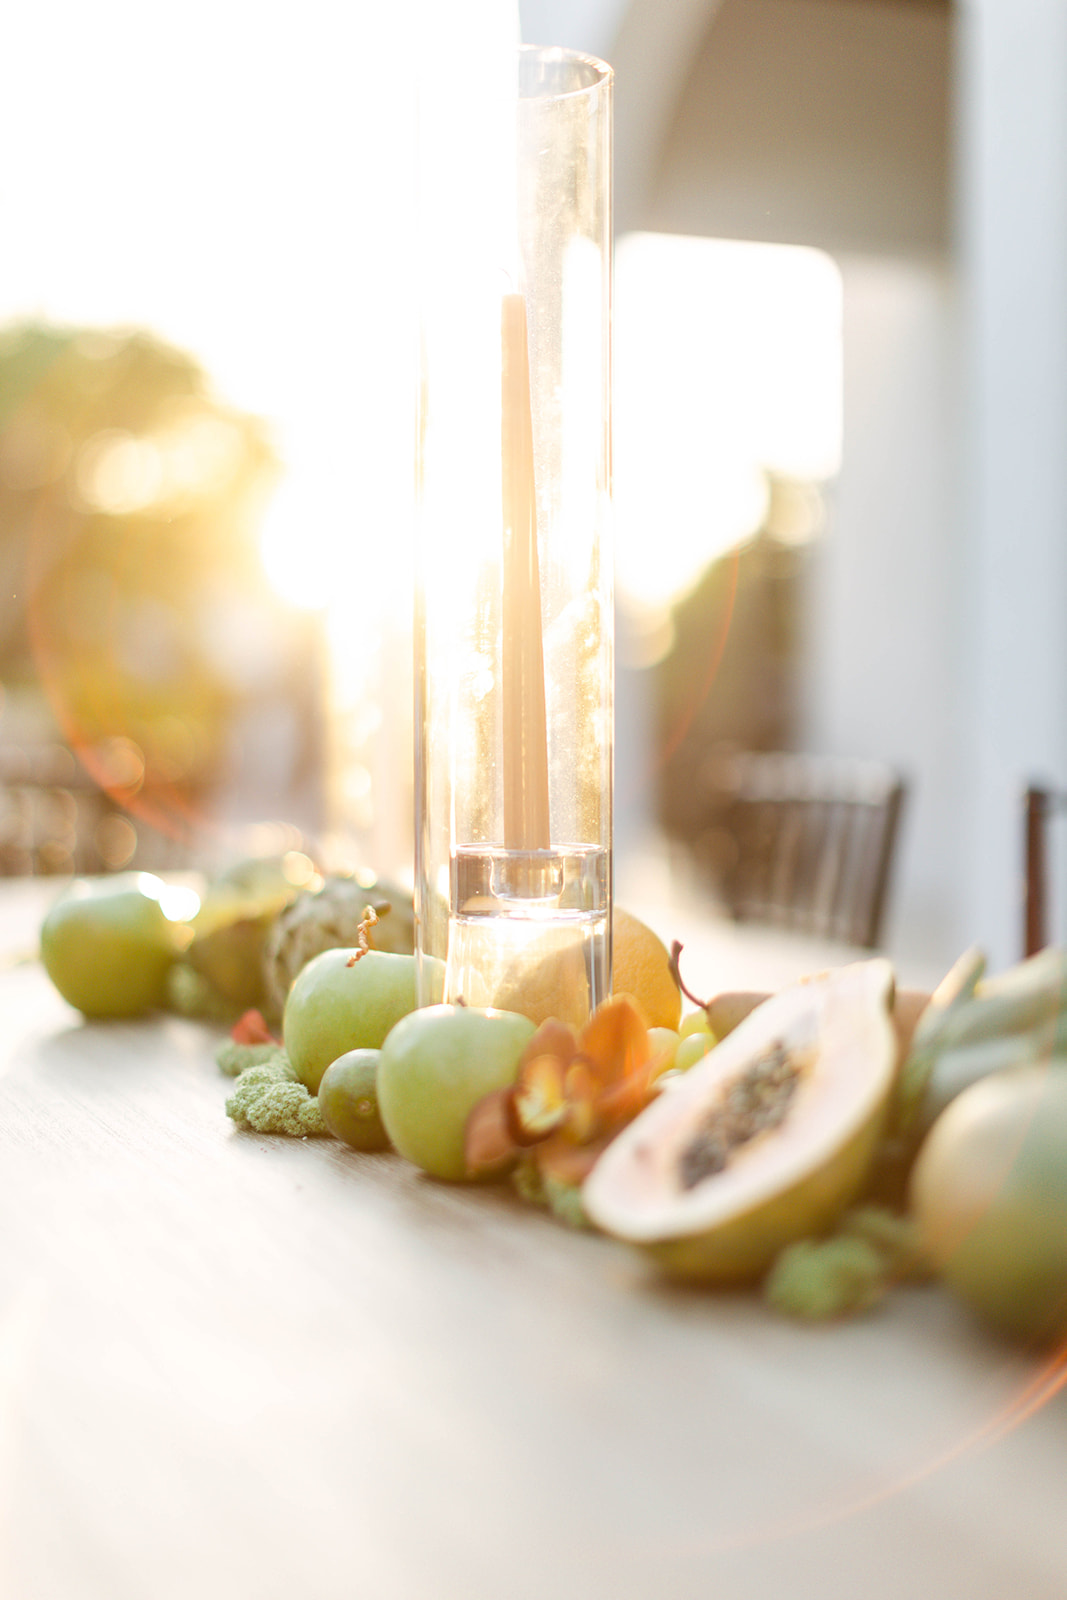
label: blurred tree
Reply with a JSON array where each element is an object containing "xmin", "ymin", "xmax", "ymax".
[
  {"xmin": 654, "ymin": 495, "xmax": 811, "ymax": 847},
  {"xmin": 0, "ymin": 320, "xmax": 319, "ymax": 865}
]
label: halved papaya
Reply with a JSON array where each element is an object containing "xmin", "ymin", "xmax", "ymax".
[{"xmin": 582, "ymin": 959, "xmax": 897, "ymax": 1281}]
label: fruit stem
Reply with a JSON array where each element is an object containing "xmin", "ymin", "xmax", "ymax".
[
  {"xmin": 346, "ymin": 905, "xmax": 380, "ymax": 965},
  {"xmin": 669, "ymin": 941, "xmax": 711, "ymax": 1015}
]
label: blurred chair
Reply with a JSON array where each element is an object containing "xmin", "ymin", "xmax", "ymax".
[
  {"xmin": 1023, "ymin": 784, "xmax": 1067, "ymax": 957},
  {"xmin": 0, "ymin": 743, "xmax": 130, "ymax": 876},
  {"xmin": 693, "ymin": 749, "xmax": 907, "ymax": 949}
]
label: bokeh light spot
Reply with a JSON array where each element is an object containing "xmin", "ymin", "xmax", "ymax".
[
  {"xmin": 157, "ymin": 882, "xmax": 202, "ymax": 922},
  {"xmin": 613, "ymin": 232, "xmax": 842, "ymax": 614},
  {"xmin": 94, "ymin": 813, "xmax": 138, "ymax": 869},
  {"xmin": 281, "ymin": 850, "xmax": 318, "ymax": 889},
  {"xmin": 73, "ymin": 429, "xmax": 164, "ymax": 515},
  {"xmin": 93, "ymin": 737, "xmax": 146, "ymax": 799}
]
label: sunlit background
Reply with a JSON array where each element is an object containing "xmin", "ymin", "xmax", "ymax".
[
  {"xmin": 0, "ymin": 0, "xmax": 422, "ymax": 876},
  {"xmin": 5, "ymin": 0, "xmax": 1065, "ymax": 972},
  {"xmin": 0, "ymin": 0, "xmax": 844, "ymax": 892},
  {"xmin": 614, "ymin": 230, "xmax": 841, "ymax": 636}
]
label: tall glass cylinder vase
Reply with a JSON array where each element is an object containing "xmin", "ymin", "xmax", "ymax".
[{"xmin": 414, "ymin": 45, "xmax": 613, "ymax": 1029}]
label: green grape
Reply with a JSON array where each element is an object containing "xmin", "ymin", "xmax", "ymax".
[{"xmin": 675, "ymin": 1030, "xmax": 716, "ymax": 1072}]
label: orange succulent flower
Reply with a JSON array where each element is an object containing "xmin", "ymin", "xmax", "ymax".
[
  {"xmin": 464, "ymin": 994, "xmax": 664, "ymax": 1185},
  {"xmin": 231, "ymin": 1009, "xmax": 280, "ymax": 1046}
]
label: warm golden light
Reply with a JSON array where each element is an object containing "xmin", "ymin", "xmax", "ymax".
[{"xmin": 614, "ymin": 232, "xmax": 843, "ymax": 615}]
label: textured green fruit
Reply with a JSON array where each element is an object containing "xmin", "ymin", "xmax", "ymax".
[
  {"xmin": 318, "ymin": 1049, "xmax": 390, "ymax": 1151},
  {"xmin": 910, "ymin": 1063, "xmax": 1067, "ymax": 1345},
  {"xmin": 186, "ymin": 909, "xmax": 277, "ymax": 1011},
  {"xmin": 262, "ymin": 873, "xmax": 415, "ymax": 1017},
  {"xmin": 185, "ymin": 860, "xmax": 309, "ymax": 1014},
  {"xmin": 40, "ymin": 872, "xmax": 192, "ymax": 1018},
  {"xmin": 583, "ymin": 960, "xmax": 897, "ymax": 1282},
  {"xmin": 283, "ymin": 947, "xmax": 442, "ymax": 1093},
  {"xmin": 377, "ymin": 1005, "xmax": 536, "ymax": 1182}
]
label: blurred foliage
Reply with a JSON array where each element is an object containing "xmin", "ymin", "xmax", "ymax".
[
  {"xmin": 654, "ymin": 526, "xmax": 807, "ymax": 845},
  {"xmin": 0, "ymin": 319, "xmax": 316, "ymax": 860}
]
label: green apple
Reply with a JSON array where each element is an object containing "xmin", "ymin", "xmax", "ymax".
[
  {"xmin": 283, "ymin": 946, "xmax": 443, "ymax": 1093},
  {"xmin": 318, "ymin": 1048, "xmax": 390, "ymax": 1151},
  {"xmin": 40, "ymin": 872, "xmax": 195, "ymax": 1018},
  {"xmin": 377, "ymin": 1004, "xmax": 536, "ymax": 1182}
]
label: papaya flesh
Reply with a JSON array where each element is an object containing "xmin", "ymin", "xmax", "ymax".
[{"xmin": 582, "ymin": 960, "xmax": 898, "ymax": 1283}]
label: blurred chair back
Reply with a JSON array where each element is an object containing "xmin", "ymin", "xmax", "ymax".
[
  {"xmin": 1023, "ymin": 784, "xmax": 1067, "ymax": 957},
  {"xmin": 0, "ymin": 743, "xmax": 128, "ymax": 876},
  {"xmin": 694, "ymin": 750, "xmax": 907, "ymax": 949}
]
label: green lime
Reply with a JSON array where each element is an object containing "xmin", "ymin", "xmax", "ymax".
[{"xmin": 318, "ymin": 1049, "xmax": 390, "ymax": 1151}]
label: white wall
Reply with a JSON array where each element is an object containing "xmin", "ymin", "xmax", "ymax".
[
  {"xmin": 802, "ymin": 258, "xmax": 966, "ymax": 972},
  {"xmin": 957, "ymin": 0, "xmax": 1067, "ymax": 968},
  {"xmin": 518, "ymin": 0, "xmax": 627, "ymax": 54},
  {"xmin": 650, "ymin": 0, "xmax": 951, "ymax": 256}
]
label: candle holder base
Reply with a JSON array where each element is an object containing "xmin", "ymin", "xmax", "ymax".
[{"xmin": 443, "ymin": 845, "xmax": 610, "ymax": 1028}]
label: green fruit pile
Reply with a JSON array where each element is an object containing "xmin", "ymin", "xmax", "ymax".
[
  {"xmin": 153, "ymin": 858, "xmax": 417, "ymax": 1028},
  {"xmin": 46, "ymin": 855, "xmax": 1067, "ymax": 1350}
]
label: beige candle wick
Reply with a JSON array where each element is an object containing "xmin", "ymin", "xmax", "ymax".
[{"xmin": 501, "ymin": 291, "xmax": 551, "ymax": 853}]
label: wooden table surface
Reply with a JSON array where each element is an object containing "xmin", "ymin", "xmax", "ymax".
[{"xmin": 2, "ymin": 877, "xmax": 1066, "ymax": 1600}]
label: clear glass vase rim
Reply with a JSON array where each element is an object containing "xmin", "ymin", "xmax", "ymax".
[{"xmin": 518, "ymin": 43, "xmax": 613, "ymax": 102}]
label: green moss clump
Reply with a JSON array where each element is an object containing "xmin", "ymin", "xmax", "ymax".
[
  {"xmin": 224, "ymin": 1053, "xmax": 328, "ymax": 1138},
  {"xmin": 763, "ymin": 1206, "xmax": 934, "ymax": 1321}
]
